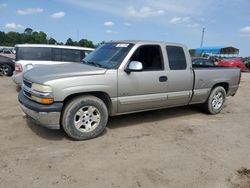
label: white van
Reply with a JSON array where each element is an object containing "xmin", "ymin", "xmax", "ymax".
[{"xmin": 12, "ymin": 44, "xmax": 94, "ymax": 85}]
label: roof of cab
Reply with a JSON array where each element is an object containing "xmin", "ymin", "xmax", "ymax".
[
  {"xmin": 109, "ymin": 40, "xmax": 186, "ymax": 47},
  {"xmin": 15, "ymin": 44, "xmax": 95, "ymax": 51}
]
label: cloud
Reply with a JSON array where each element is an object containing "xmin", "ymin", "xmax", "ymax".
[
  {"xmin": 169, "ymin": 16, "xmax": 201, "ymax": 28},
  {"xmin": 240, "ymin": 26, "xmax": 250, "ymax": 33},
  {"xmin": 124, "ymin": 22, "xmax": 132, "ymax": 27},
  {"xmin": 104, "ymin": 21, "xmax": 114, "ymax": 26},
  {"xmin": 17, "ymin": 8, "xmax": 43, "ymax": 15},
  {"xmin": 62, "ymin": 0, "xmax": 168, "ymax": 18},
  {"xmin": 170, "ymin": 16, "xmax": 190, "ymax": 24},
  {"xmin": 62, "ymin": 0, "xmax": 220, "ymax": 17},
  {"xmin": 106, "ymin": 30, "xmax": 117, "ymax": 34},
  {"xmin": 188, "ymin": 23, "xmax": 200, "ymax": 28},
  {"xmin": 62, "ymin": 0, "xmax": 229, "ymax": 24},
  {"xmin": 128, "ymin": 6, "xmax": 164, "ymax": 18},
  {"xmin": 50, "ymin": 11, "xmax": 65, "ymax": 19},
  {"xmin": 5, "ymin": 23, "xmax": 24, "ymax": 29},
  {"xmin": 0, "ymin": 3, "xmax": 7, "ymax": 9}
]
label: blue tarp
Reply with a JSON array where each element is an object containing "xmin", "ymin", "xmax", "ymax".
[
  {"xmin": 194, "ymin": 46, "xmax": 239, "ymax": 55},
  {"xmin": 195, "ymin": 46, "xmax": 225, "ymax": 55}
]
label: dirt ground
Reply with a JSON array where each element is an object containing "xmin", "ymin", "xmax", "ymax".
[{"xmin": 0, "ymin": 74, "xmax": 249, "ymax": 188}]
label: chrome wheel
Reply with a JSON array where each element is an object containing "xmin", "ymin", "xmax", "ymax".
[
  {"xmin": 212, "ymin": 91, "xmax": 224, "ymax": 110},
  {"xmin": 0, "ymin": 65, "xmax": 9, "ymax": 76},
  {"xmin": 74, "ymin": 105, "xmax": 101, "ymax": 133}
]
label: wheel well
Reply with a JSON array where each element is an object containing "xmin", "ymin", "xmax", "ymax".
[
  {"xmin": 63, "ymin": 92, "xmax": 112, "ymax": 115},
  {"xmin": 212, "ymin": 82, "xmax": 229, "ymax": 94}
]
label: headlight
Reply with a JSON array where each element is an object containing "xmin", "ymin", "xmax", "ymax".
[
  {"xmin": 32, "ymin": 83, "xmax": 53, "ymax": 93},
  {"xmin": 31, "ymin": 83, "xmax": 54, "ymax": 104}
]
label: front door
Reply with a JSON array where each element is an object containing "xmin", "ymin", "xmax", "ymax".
[{"xmin": 117, "ymin": 45, "xmax": 168, "ymax": 113}]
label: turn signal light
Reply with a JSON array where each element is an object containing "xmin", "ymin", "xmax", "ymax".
[
  {"xmin": 40, "ymin": 98, "xmax": 54, "ymax": 104},
  {"xmin": 31, "ymin": 95, "xmax": 54, "ymax": 104}
]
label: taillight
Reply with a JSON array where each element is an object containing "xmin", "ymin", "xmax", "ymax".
[
  {"xmin": 15, "ymin": 63, "xmax": 23, "ymax": 74},
  {"xmin": 239, "ymin": 71, "xmax": 241, "ymax": 84}
]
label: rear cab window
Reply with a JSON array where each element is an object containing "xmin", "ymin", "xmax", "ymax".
[{"xmin": 166, "ymin": 46, "xmax": 187, "ymax": 70}]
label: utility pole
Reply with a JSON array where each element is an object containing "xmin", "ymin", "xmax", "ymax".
[
  {"xmin": 200, "ymin": 27, "xmax": 205, "ymax": 48},
  {"xmin": 77, "ymin": 29, "xmax": 79, "ymax": 41}
]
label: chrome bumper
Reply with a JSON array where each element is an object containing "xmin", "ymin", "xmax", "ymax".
[{"xmin": 20, "ymin": 104, "xmax": 61, "ymax": 129}]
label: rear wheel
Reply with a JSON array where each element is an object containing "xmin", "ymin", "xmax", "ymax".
[
  {"xmin": 62, "ymin": 95, "xmax": 108, "ymax": 140},
  {"xmin": 0, "ymin": 64, "xmax": 13, "ymax": 76},
  {"xmin": 204, "ymin": 86, "xmax": 226, "ymax": 114}
]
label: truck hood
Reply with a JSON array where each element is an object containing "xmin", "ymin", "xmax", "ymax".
[{"xmin": 24, "ymin": 63, "xmax": 107, "ymax": 83}]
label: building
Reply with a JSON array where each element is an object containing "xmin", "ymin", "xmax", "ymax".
[{"xmin": 190, "ymin": 46, "xmax": 239, "ymax": 57}]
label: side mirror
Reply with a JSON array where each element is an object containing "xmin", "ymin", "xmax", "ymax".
[{"xmin": 125, "ymin": 61, "xmax": 143, "ymax": 73}]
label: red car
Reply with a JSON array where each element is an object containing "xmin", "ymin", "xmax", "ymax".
[{"xmin": 218, "ymin": 58, "xmax": 245, "ymax": 72}]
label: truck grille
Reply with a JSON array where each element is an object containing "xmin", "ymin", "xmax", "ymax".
[
  {"xmin": 23, "ymin": 90, "xmax": 32, "ymax": 98},
  {"xmin": 22, "ymin": 79, "xmax": 33, "ymax": 100},
  {"xmin": 23, "ymin": 79, "xmax": 32, "ymax": 88}
]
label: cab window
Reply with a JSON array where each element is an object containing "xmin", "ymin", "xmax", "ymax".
[
  {"xmin": 130, "ymin": 45, "xmax": 164, "ymax": 71},
  {"xmin": 166, "ymin": 46, "xmax": 187, "ymax": 70}
]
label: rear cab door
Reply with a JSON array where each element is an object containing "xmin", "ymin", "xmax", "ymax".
[{"xmin": 164, "ymin": 45, "xmax": 194, "ymax": 106}]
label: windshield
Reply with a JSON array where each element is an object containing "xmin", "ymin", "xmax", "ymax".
[{"xmin": 83, "ymin": 42, "xmax": 134, "ymax": 69}]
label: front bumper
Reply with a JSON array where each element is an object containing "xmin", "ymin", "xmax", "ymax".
[{"xmin": 18, "ymin": 91, "xmax": 63, "ymax": 129}]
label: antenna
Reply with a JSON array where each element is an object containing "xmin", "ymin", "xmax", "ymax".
[{"xmin": 200, "ymin": 27, "xmax": 205, "ymax": 48}]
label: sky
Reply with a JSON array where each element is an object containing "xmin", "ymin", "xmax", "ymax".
[{"xmin": 0, "ymin": 0, "xmax": 250, "ymax": 56}]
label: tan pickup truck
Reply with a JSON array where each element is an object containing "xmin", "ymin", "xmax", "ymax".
[{"xmin": 19, "ymin": 40, "xmax": 241, "ymax": 140}]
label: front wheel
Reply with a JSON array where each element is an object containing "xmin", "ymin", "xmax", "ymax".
[
  {"xmin": 204, "ymin": 86, "xmax": 226, "ymax": 114},
  {"xmin": 62, "ymin": 95, "xmax": 108, "ymax": 140}
]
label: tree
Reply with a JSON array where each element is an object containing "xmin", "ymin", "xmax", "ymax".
[
  {"xmin": 24, "ymin": 28, "xmax": 33, "ymax": 35},
  {"xmin": 0, "ymin": 29, "xmax": 96, "ymax": 47},
  {"xmin": 0, "ymin": 31, "xmax": 5, "ymax": 45},
  {"xmin": 48, "ymin": 37, "xmax": 57, "ymax": 44},
  {"xmin": 5, "ymin": 32, "xmax": 21, "ymax": 46},
  {"xmin": 78, "ymin": 39, "xmax": 95, "ymax": 48},
  {"xmin": 32, "ymin": 31, "xmax": 47, "ymax": 44},
  {"xmin": 65, "ymin": 38, "xmax": 74, "ymax": 45}
]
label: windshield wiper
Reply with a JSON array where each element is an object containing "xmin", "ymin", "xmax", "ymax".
[{"xmin": 83, "ymin": 61, "xmax": 105, "ymax": 68}]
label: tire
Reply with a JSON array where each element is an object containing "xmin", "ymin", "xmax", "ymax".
[
  {"xmin": 204, "ymin": 86, "xmax": 226, "ymax": 114},
  {"xmin": 62, "ymin": 95, "xmax": 108, "ymax": 140},
  {"xmin": 0, "ymin": 64, "xmax": 13, "ymax": 76}
]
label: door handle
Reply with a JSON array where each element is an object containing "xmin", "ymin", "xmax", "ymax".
[{"xmin": 159, "ymin": 76, "xmax": 168, "ymax": 82}]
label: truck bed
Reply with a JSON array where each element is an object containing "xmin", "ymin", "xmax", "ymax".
[{"xmin": 189, "ymin": 67, "xmax": 241, "ymax": 104}]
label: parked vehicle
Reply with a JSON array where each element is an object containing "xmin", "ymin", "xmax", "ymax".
[
  {"xmin": 0, "ymin": 47, "xmax": 15, "ymax": 54},
  {"xmin": 0, "ymin": 55, "xmax": 15, "ymax": 76},
  {"xmin": 243, "ymin": 57, "xmax": 250, "ymax": 70},
  {"xmin": 218, "ymin": 58, "xmax": 245, "ymax": 72},
  {"xmin": 19, "ymin": 41, "xmax": 241, "ymax": 140},
  {"xmin": 192, "ymin": 57, "xmax": 216, "ymax": 67},
  {"xmin": 12, "ymin": 44, "xmax": 94, "ymax": 85},
  {"xmin": 3, "ymin": 49, "xmax": 13, "ymax": 54}
]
